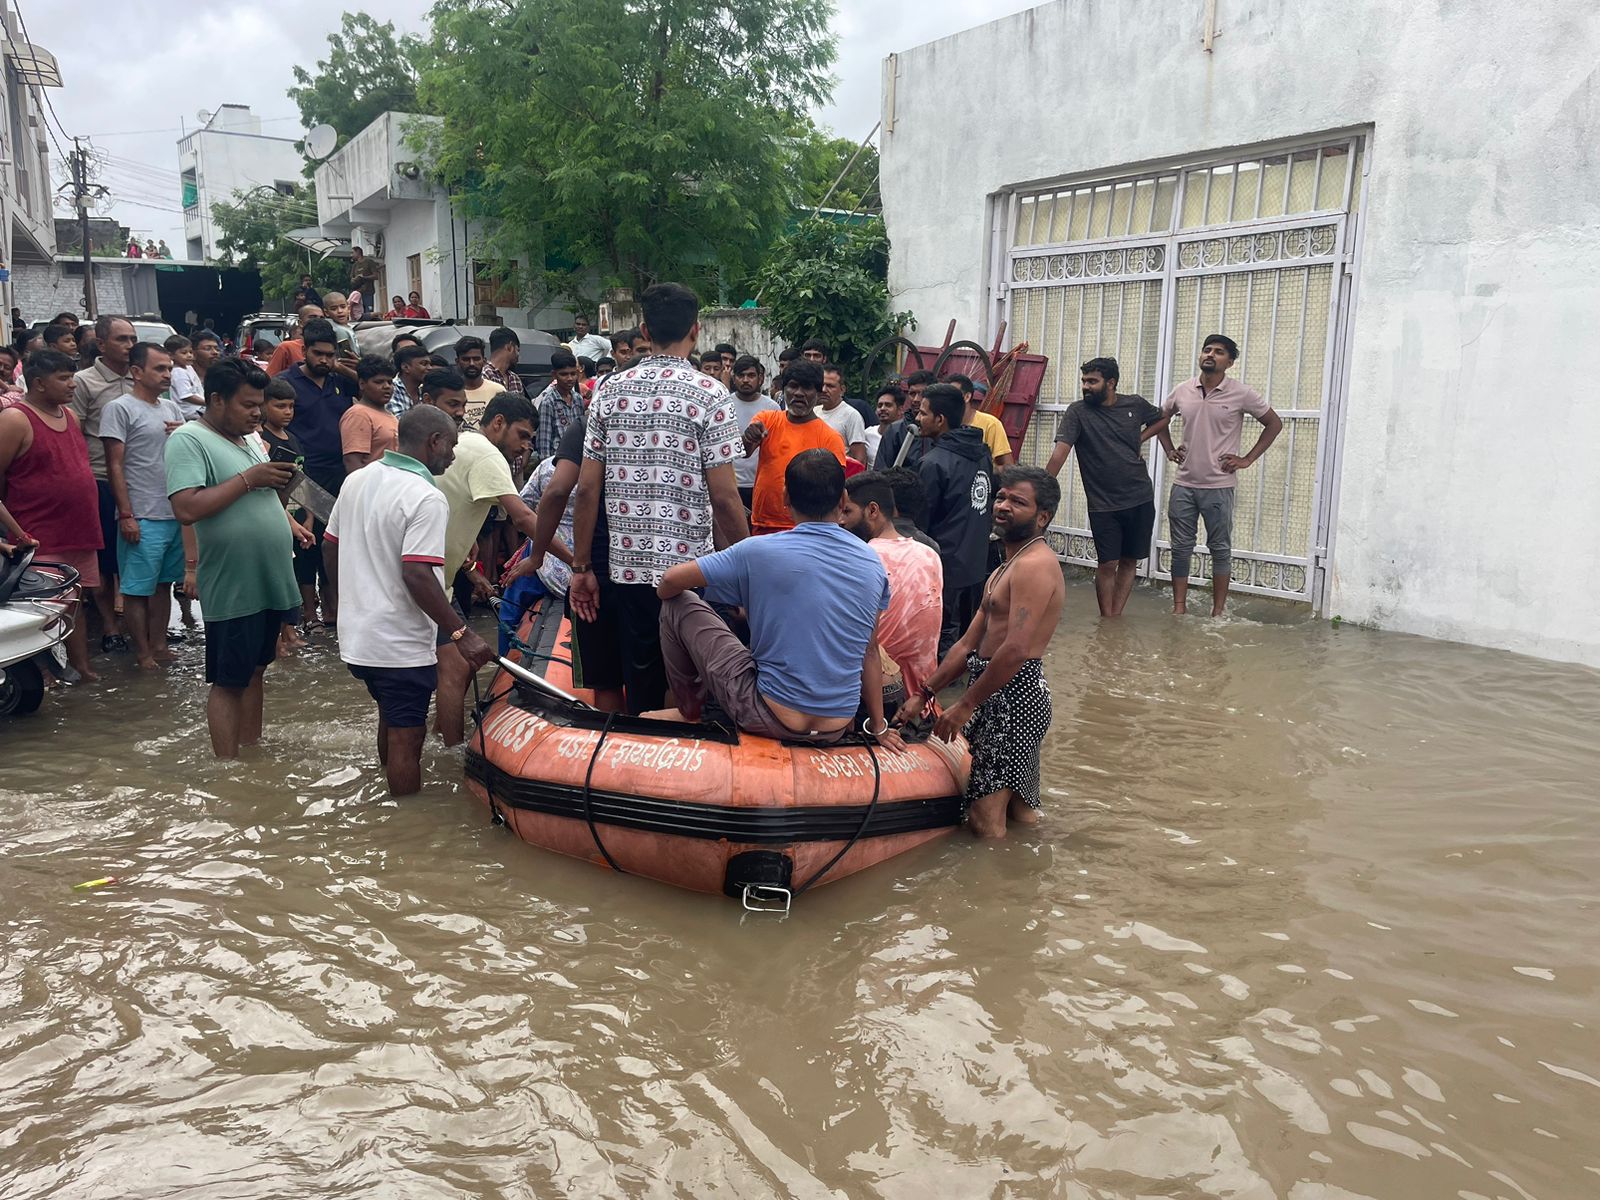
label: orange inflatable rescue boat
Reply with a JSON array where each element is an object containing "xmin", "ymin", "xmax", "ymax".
[{"xmin": 464, "ymin": 599, "xmax": 968, "ymax": 907}]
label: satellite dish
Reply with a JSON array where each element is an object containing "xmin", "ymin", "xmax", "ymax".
[
  {"xmin": 305, "ymin": 124, "xmax": 337, "ymax": 160},
  {"xmin": 196, "ymin": 109, "xmax": 212, "ymax": 125}
]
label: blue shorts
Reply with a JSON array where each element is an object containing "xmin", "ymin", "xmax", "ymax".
[
  {"xmin": 348, "ymin": 662, "xmax": 438, "ymax": 728},
  {"xmin": 116, "ymin": 518, "xmax": 185, "ymax": 596}
]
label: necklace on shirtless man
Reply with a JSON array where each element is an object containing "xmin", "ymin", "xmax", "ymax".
[{"xmin": 987, "ymin": 535, "xmax": 1048, "ymax": 594}]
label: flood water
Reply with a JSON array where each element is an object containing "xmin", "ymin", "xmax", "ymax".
[{"xmin": 2, "ymin": 575, "xmax": 1598, "ymax": 1199}]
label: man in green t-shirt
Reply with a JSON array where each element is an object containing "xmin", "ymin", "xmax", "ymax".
[{"xmin": 166, "ymin": 359, "xmax": 301, "ymax": 758}]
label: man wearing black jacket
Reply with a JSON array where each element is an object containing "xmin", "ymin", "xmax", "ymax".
[{"xmin": 914, "ymin": 382, "xmax": 994, "ymax": 656}]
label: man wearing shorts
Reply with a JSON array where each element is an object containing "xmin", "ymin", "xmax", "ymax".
[
  {"xmin": 166, "ymin": 359, "xmax": 300, "ymax": 758},
  {"xmin": 1155, "ymin": 334, "xmax": 1284, "ymax": 616},
  {"xmin": 326, "ymin": 407, "xmax": 492, "ymax": 794},
  {"xmin": 101, "ymin": 341, "xmax": 189, "ymax": 668},
  {"xmin": 1045, "ymin": 356, "xmax": 1170, "ymax": 618},
  {"xmin": 895, "ymin": 467, "xmax": 1066, "ymax": 839}
]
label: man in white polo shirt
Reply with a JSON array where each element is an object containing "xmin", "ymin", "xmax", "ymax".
[{"xmin": 325, "ymin": 406, "xmax": 493, "ymax": 795}]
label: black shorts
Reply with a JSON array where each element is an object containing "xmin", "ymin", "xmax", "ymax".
[
  {"xmin": 204, "ymin": 607, "xmax": 296, "ymax": 688},
  {"xmin": 95, "ymin": 479, "xmax": 119, "ymax": 578},
  {"xmin": 1088, "ymin": 501, "xmax": 1155, "ymax": 563},
  {"xmin": 569, "ymin": 590, "xmax": 623, "ymax": 692},
  {"xmin": 293, "ymin": 517, "xmax": 327, "ymax": 587},
  {"xmin": 348, "ymin": 662, "xmax": 438, "ymax": 728}
]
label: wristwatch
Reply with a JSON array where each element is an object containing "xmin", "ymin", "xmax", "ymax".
[{"xmin": 570, "ymin": 563, "xmax": 593, "ymax": 575}]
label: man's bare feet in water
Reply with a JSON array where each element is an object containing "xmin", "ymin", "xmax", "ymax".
[{"xmin": 1008, "ymin": 796, "xmax": 1040, "ymax": 826}]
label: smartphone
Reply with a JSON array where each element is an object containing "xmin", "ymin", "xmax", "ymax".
[{"xmin": 268, "ymin": 441, "xmax": 304, "ymax": 467}]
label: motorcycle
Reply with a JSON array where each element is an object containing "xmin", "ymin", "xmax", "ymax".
[{"xmin": 0, "ymin": 546, "xmax": 80, "ymax": 718}]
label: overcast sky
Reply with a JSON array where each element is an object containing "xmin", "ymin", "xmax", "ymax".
[{"xmin": 26, "ymin": 0, "xmax": 1038, "ymax": 252}]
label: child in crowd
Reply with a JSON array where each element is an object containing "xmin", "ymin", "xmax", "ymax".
[
  {"xmin": 258, "ymin": 379, "xmax": 314, "ymax": 651},
  {"xmin": 339, "ymin": 355, "xmax": 399, "ymax": 473}
]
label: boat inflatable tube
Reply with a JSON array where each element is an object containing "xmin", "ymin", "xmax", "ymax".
[{"xmin": 464, "ymin": 598, "xmax": 968, "ymax": 902}]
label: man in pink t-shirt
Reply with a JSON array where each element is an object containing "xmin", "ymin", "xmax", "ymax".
[
  {"xmin": 1156, "ymin": 334, "xmax": 1283, "ymax": 616},
  {"xmin": 840, "ymin": 471, "xmax": 943, "ymax": 698}
]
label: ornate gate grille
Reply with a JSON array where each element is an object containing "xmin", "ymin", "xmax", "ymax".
[{"xmin": 994, "ymin": 136, "xmax": 1365, "ymax": 605}]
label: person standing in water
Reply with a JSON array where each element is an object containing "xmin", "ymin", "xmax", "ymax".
[{"xmin": 895, "ymin": 466, "xmax": 1066, "ymax": 839}]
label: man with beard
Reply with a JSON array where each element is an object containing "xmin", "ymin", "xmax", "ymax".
[
  {"xmin": 417, "ymin": 367, "xmax": 468, "ymax": 426},
  {"xmin": 1045, "ymin": 357, "xmax": 1169, "ymax": 617},
  {"xmin": 894, "ymin": 466, "xmax": 1065, "ymax": 839},
  {"xmin": 281, "ymin": 319, "xmax": 356, "ymax": 625},
  {"xmin": 913, "ymin": 383, "xmax": 994, "ymax": 657},
  {"xmin": 840, "ymin": 471, "xmax": 943, "ymax": 700},
  {"xmin": 728, "ymin": 355, "xmax": 777, "ymax": 510},
  {"xmin": 742, "ymin": 359, "xmax": 845, "ymax": 535},
  {"xmin": 1155, "ymin": 334, "xmax": 1283, "ymax": 617},
  {"xmin": 875, "ymin": 368, "xmax": 936, "ymax": 469},
  {"xmin": 817, "ymin": 364, "xmax": 868, "ymax": 464},
  {"xmin": 455, "ymin": 335, "xmax": 504, "ymax": 426}
]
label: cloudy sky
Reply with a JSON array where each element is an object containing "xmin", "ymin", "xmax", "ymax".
[{"xmin": 25, "ymin": 0, "xmax": 1038, "ymax": 252}]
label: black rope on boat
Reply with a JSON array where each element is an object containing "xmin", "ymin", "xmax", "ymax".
[
  {"xmin": 793, "ymin": 736, "xmax": 882, "ymax": 896},
  {"xmin": 470, "ymin": 671, "xmax": 510, "ymax": 827},
  {"xmin": 582, "ymin": 712, "xmax": 627, "ymax": 874}
]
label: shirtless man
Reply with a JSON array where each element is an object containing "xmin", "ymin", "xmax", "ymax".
[{"xmin": 894, "ymin": 465, "xmax": 1066, "ymax": 838}]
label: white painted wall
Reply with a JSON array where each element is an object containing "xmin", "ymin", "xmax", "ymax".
[
  {"xmin": 880, "ymin": 0, "xmax": 1600, "ymax": 668},
  {"xmin": 180, "ymin": 107, "xmax": 305, "ymax": 260}
]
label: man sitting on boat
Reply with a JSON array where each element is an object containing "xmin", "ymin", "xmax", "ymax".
[{"xmin": 655, "ymin": 449, "xmax": 906, "ymax": 751}]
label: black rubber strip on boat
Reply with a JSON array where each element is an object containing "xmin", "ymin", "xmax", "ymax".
[{"xmin": 464, "ymin": 751, "xmax": 964, "ymax": 843}]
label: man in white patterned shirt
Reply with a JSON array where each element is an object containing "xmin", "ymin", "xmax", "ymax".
[{"xmin": 569, "ymin": 283, "xmax": 749, "ymax": 714}]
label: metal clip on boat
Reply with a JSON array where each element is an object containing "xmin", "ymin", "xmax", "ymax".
[{"xmin": 741, "ymin": 884, "xmax": 792, "ymax": 914}]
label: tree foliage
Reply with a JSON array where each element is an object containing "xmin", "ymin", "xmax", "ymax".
[
  {"xmin": 210, "ymin": 184, "xmax": 329, "ymax": 305},
  {"xmin": 289, "ymin": 14, "xmax": 421, "ymax": 148},
  {"xmin": 757, "ymin": 217, "xmax": 911, "ymax": 378},
  {"xmin": 413, "ymin": 0, "xmax": 837, "ymax": 307},
  {"xmin": 797, "ymin": 128, "xmax": 880, "ymax": 213}
]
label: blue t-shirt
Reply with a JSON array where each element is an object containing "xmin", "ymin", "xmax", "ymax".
[{"xmin": 698, "ymin": 522, "xmax": 889, "ymax": 718}]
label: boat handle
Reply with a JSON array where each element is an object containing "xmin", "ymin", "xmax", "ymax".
[{"xmin": 742, "ymin": 884, "xmax": 792, "ymax": 915}]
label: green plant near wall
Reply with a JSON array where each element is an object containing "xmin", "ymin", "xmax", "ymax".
[{"xmin": 756, "ymin": 217, "xmax": 912, "ymax": 379}]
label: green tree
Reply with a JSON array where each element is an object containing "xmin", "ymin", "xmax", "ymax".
[
  {"xmin": 797, "ymin": 128, "xmax": 880, "ymax": 213},
  {"xmin": 756, "ymin": 217, "xmax": 911, "ymax": 380},
  {"xmin": 210, "ymin": 184, "xmax": 327, "ymax": 304},
  {"xmin": 289, "ymin": 13, "xmax": 421, "ymax": 147},
  {"xmin": 414, "ymin": 0, "xmax": 836, "ymax": 307}
]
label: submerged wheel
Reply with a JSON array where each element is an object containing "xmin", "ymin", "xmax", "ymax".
[
  {"xmin": 933, "ymin": 339, "xmax": 993, "ymax": 385},
  {"xmin": 0, "ymin": 659, "xmax": 45, "ymax": 717}
]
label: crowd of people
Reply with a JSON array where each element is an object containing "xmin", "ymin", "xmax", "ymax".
[{"xmin": 0, "ymin": 279, "xmax": 1280, "ymax": 838}]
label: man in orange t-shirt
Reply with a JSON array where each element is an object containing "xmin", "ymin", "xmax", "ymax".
[{"xmin": 741, "ymin": 359, "xmax": 845, "ymax": 534}]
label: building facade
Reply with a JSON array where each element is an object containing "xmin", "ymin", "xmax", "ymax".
[
  {"xmin": 1, "ymin": 13, "xmax": 62, "ymax": 336},
  {"xmin": 179, "ymin": 105, "xmax": 304, "ymax": 261},
  {"xmin": 315, "ymin": 111, "xmax": 573, "ymax": 328},
  {"xmin": 880, "ymin": 0, "xmax": 1600, "ymax": 669}
]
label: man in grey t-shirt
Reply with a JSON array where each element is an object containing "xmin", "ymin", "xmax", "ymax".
[
  {"xmin": 1046, "ymin": 356, "xmax": 1171, "ymax": 618},
  {"xmin": 101, "ymin": 342, "xmax": 189, "ymax": 668}
]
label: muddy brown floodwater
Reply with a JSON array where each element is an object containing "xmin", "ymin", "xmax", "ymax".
[{"xmin": 2, "ymin": 576, "xmax": 1598, "ymax": 1199}]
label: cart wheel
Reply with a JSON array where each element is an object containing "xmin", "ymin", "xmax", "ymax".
[
  {"xmin": 934, "ymin": 340, "xmax": 993, "ymax": 385},
  {"xmin": 859, "ymin": 336, "xmax": 926, "ymax": 396}
]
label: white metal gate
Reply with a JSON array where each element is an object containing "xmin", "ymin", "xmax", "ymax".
[{"xmin": 991, "ymin": 134, "xmax": 1365, "ymax": 606}]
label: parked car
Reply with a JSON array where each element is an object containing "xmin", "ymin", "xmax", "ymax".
[
  {"xmin": 355, "ymin": 322, "xmax": 562, "ymax": 393},
  {"xmin": 0, "ymin": 547, "xmax": 79, "ymax": 717},
  {"xmin": 235, "ymin": 313, "xmax": 293, "ymax": 360},
  {"xmin": 131, "ymin": 317, "xmax": 179, "ymax": 345}
]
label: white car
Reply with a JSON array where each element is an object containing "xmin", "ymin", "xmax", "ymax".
[{"xmin": 0, "ymin": 549, "xmax": 79, "ymax": 717}]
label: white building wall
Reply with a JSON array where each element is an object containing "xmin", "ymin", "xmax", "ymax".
[
  {"xmin": 180, "ymin": 107, "xmax": 305, "ymax": 261},
  {"xmin": 880, "ymin": 0, "xmax": 1600, "ymax": 669},
  {"xmin": 14, "ymin": 262, "xmax": 133, "ymax": 320}
]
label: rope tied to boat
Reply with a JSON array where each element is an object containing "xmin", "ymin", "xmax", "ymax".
[
  {"xmin": 583, "ymin": 712, "xmax": 627, "ymax": 875},
  {"xmin": 793, "ymin": 735, "xmax": 882, "ymax": 897}
]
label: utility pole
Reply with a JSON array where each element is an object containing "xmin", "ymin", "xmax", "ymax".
[{"xmin": 67, "ymin": 139, "xmax": 108, "ymax": 319}]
